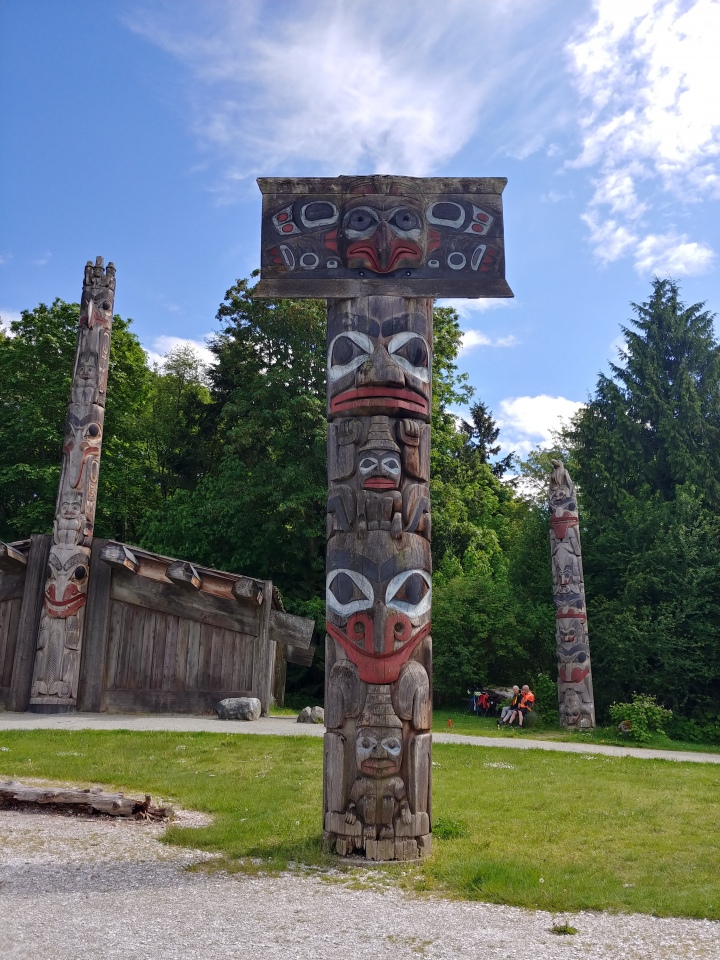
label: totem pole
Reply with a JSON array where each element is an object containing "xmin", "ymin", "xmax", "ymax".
[
  {"xmin": 548, "ymin": 459, "xmax": 595, "ymax": 729},
  {"xmin": 29, "ymin": 257, "xmax": 115, "ymax": 710},
  {"xmin": 256, "ymin": 175, "xmax": 511, "ymax": 859}
]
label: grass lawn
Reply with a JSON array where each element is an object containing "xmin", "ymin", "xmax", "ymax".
[
  {"xmin": 434, "ymin": 711, "xmax": 720, "ymax": 754},
  {"xmin": 0, "ymin": 729, "xmax": 718, "ymax": 919}
]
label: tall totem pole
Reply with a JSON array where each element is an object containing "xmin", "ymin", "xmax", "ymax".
[
  {"xmin": 548, "ymin": 459, "xmax": 595, "ymax": 729},
  {"xmin": 256, "ymin": 176, "xmax": 511, "ymax": 860},
  {"xmin": 29, "ymin": 257, "xmax": 115, "ymax": 711}
]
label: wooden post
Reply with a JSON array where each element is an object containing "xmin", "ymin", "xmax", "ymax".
[
  {"xmin": 256, "ymin": 579, "xmax": 275, "ymax": 716},
  {"xmin": 29, "ymin": 257, "xmax": 116, "ymax": 712},
  {"xmin": 254, "ymin": 174, "xmax": 512, "ymax": 861},
  {"xmin": 76, "ymin": 538, "xmax": 112, "ymax": 712},
  {"xmin": 8, "ymin": 534, "xmax": 51, "ymax": 712},
  {"xmin": 549, "ymin": 460, "xmax": 596, "ymax": 729}
]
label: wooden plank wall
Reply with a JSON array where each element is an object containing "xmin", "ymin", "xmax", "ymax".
[
  {"xmin": 0, "ymin": 578, "xmax": 24, "ymax": 706},
  {"xmin": 102, "ymin": 598, "xmax": 256, "ymax": 713}
]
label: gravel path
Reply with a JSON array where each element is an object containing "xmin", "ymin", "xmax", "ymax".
[
  {"xmin": 1, "ymin": 712, "xmax": 719, "ymax": 764},
  {"xmin": 1, "ymin": 808, "xmax": 718, "ymax": 960}
]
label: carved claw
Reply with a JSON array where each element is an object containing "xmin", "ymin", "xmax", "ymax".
[
  {"xmin": 391, "ymin": 513, "xmax": 403, "ymax": 540},
  {"xmin": 400, "ymin": 803, "xmax": 412, "ymax": 825},
  {"xmin": 345, "ymin": 803, "xmax": 357, "ymax": 825}
]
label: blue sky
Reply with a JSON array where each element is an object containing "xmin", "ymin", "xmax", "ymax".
[{"xmin": 1, "ymin": 0, "xmax": 718, "ymax": 458}]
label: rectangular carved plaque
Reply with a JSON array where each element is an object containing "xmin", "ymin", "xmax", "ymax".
[{"xmin": 254, "ymin": 175, "xmax": 513, "ymax": 299}]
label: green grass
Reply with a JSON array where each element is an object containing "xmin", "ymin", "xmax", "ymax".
[
  {"xmin": 435, "ymin": 712, "xmax": 720, "ymax": 754},
  {"xmin": 0, "ymin": 729, "xmax": 718, "ymax": 919}
]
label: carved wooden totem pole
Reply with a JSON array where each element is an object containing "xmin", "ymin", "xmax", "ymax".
[
  {"xmin": 29, "ymin": 257, "xmax": 115, "ymax": 711},
  {"xmin": 256, "ymin": 176, "xmax": 511, "ymax": 859},
  {"xmin": 548, "ymin": 459, "xmax": 595, "ymax": 729}
]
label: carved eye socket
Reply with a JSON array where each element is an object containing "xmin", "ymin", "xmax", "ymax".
[
  {"xmin": 73, "ymin": 565, "xmax": 88, "ymax": 583},
  {"xmin": 347, "ymin": 209, "xmax": 378, "ymax": 232},
  {"xmin": 385, "ymin": 569, "xmax": 432, "ymax": 619},
  {"xmin": 381, "ymin": 737, "xmax": 402, "ymax": 756},
  {"xmin": 387, "ymin": 332, "xmax": 430, "ymax": 383},
  {"xmin": 381, "ymin": 455, "xmax": 401, "ymax": 474},
  {"xmin": 360, "ymin": 737, "xmax": 375, "ymax": 750},
  {"xmin": 101, "ymin": 301, "xmax": 111, "ymax": 311},
  {"xmin": 86, "ymin": 424, "xmax": 101, "ymax": 438},
  {"xmin": 389, "ymin": 208, "xmax": 421, "ymax": 232},
  {"xmin": 359, "ymin": 455, "xmax": 379, "ymax": 474},
  {"xmin": 326, "ymin": 568, "xmax": 374, "ymax": 617},
  {"xmin": 327, "ymin": 331, "xmax": 374, "ymax": 382},
  {"xmin": 332, "ymin": 336, "xmax": 366, "ymax": 367}
]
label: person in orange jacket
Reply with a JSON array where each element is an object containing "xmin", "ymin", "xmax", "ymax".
[{"xmin": 517, "ymin": 685, "xmax": 535, "ymax": 727}]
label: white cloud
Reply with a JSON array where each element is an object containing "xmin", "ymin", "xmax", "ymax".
[
  {"xmin": 633, "ymin": 231, "xmax": 716, "ymax": 275},
  {"xmin": 567, "ymin": 0, "xmax": 720, "ymax": 271},
  {"xmin": 128, "ymin": 1, "xmax": 569, "ymax": 191},
  {"xmin": 0, "ymin": 309, "xmax": 21, "ymax": 335},
  {"xmin": 497, "ymin": 394, "xmax": 584, "ymax": 451},
  {"xmin": 460, "ymin": 330, "xmax": 519, "ymax": 353},
  {"xmin": 437, "ymin": 297, "xmax": 515, "ymax": 317},
  {"xmin": 144, "ymin": 334, "xmax": 215, "ymax": 370},
  {"xmin": 33, "ymin": 251, "xmax": 52, "ymax": 266}
]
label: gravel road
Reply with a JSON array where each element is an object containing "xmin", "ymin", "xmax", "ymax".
[{"xmin": 1, "ymin": 807, "xmax": 718, "ymax": 960}]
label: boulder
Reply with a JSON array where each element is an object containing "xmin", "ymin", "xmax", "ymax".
[
  {"xmin": 297, "ymin": 706, "xmax": 324, "ymax": 724},
  {"xmin": 215, "ymin": 697, "xmax": 261, "ymax": 721}
]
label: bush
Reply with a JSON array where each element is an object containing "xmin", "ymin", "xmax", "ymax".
[
  {"xmin": 609, "ymin": 694, "xmax": 672, "ymax": 744},
  {"xmin": 532, "ymin": 672, "xmax": 558, "ymax": 722}
]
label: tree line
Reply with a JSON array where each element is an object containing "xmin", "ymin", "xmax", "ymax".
[{"xmin": 1, "ymin": 276, "xmax": 717, "ymax": 738}]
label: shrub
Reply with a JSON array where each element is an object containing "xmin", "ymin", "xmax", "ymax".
[
  {"xmin": 532, "ymin": 672, "xmax": 558, "ymax": 722},
  {"xmin": 609, "ymin": 694, "xmax": 672, "ymax": 744}
]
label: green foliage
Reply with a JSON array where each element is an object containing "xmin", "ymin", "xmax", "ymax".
[
  {"xmin": 609, "ymin": 694, "xmax": 673, "ymax": 744},
  {"xmin": 0, "ymin": 299, "xmax": 157, "ymax": 543},
  {"xmin": 532, "ymin": 672, "xmax": 558, "ymax": 721}
]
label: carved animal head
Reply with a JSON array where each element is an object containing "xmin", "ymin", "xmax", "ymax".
[{"xmin": 44, "ymin": 546, "xmax": 89, "ymax": 618}]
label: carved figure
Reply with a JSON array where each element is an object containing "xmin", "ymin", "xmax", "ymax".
[
  {"xmin": 548, "ymin": 460, "xmax": 595, "ymax": 729},
  {"xmin": 30, "ymin": 257, "xmax": 115, "ymax": 709}
]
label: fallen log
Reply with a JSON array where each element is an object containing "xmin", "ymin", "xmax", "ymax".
[{"xmin": 0, "ymin": 780, "xmax": 172, "ymax": 820}]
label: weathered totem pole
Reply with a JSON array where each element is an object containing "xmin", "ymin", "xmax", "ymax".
[
  {"xmin": 29, "ymin": 257, "xmax": 115, "ymax": 710},
  {"xmin": 256, "ymin": 176, "xmax": 511, "ymax": 859},
  {"xmin": 548, "ymin": 459, "xmax": 595, "ymax": 729}
]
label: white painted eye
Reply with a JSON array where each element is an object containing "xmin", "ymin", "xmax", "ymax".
[
  {"xmin": 359, "ymin": 455, "xmax": 379, "ymax": 475},
  {"xmin": 427, "ymin": 201, "xmax": 465, "ymax": 228},
  {"xmin": 299, "ymin": 200, "xmax": 338, "ymax": 228},
  {"xmin": 381, "ymin": 737, "xmax": 402, "ymax": 757},
  {"xmin": 385, "ymin": 569, "xmax": 432, "ymax": 619},
  {"xmin": 470, "ymin": 244, "xmax": 487, "ymax": 270},
  {"xmin": 381, "ymin": 455, "xmax": 401, "ymax": 475},
  {"xmin": 326, "ymin": 569, "xmax": 374, "ymax": 617},
  {"xmin": 328, "ymin": 331, "xmax": 374, "ymax": 381},
  {"xmin": 387, "ymin": 332, "xmax": 430, "ymax": 383},
  {"xmin": 447, "ymin": 252, "xmax": 466, "ymax": 270},
  {"xmin": 300, "ymin": 252, "xmax": 319, "ymax": 270},
  {"xmin": 342, "ymin": 206, "xmax": 380, "ymax": 239},
  {"xmin": 387, "ymin": 207, "xmax": 422, "ymax": 238}
]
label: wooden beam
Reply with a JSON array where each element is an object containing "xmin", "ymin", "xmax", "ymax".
[
  {"xmin": 232, "ymin": 578, "xmax": 264, "ymax": 605},
  {"xmin": 99, "ymin": 541, "xmax": 139, "ymax": 573},
  {"xmin": 268, "ymin": 609, "xmax": 314, "ymax": 650},
  {"xmin": 110, "ymin": 567, "xmax": 261, "ymax": 636},
  {"xmin": 0, "ymin": 574, "xmax": 26, "ymax": 604},
  {"xmin": 8, "ymin": 534, "xmax": 51, "ymax": 712},
  {"xmin": 255, "ymin": 277, "xmax": 513, "ymax": 300},
  {"xmin": 284, "ymin": 644, "xmax": 316, "ymax": 667},
  {"xmin": 254, "ymin": 579, "xmax": 274, "ymax": 716},
  {"xmin": 77, "ymin": 539, "xmax": 112, "ymax": 712},
  {"xmin": 166, "ymin": 560, "xmax": 202, "ymax": 590},
  {"xmin": 0, "ymin": 542, "xmax": 28, "ymax": 572}
]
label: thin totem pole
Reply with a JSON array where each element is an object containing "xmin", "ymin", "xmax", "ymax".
[
  {"xmin": 256, "ymin": 175, "xmax": 511, "ymax": 860},
  {"xmin": 549, "ymin": 459, "xmax": 595, "ymax": 729},
  {"xmin": 30, "ymin": 257, "xmax": 115, "ymax": 710}
]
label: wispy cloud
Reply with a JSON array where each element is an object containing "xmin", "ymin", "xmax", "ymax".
[
  {"xmin": 497, "ymin": 394, "xmax": 584, "ymax": 457},
  {"xmin": 127, "ymin": 0, "xmax": 569, "ymax": 194},
  {"xmin": 567, "ymin": 0, "xmax": 720, "ymax": 274},
  {"xmin": 33, "ymin": 251, "xmax": 52, "ymax": 267},
  {"xmin": 0, "ymin": 254, "xmax": 10, "ymax": 266},
  {"xmin": 460, "ymin": 330, "xmax": 519, "ymax": 352},
  {"xmin": 144, "ymin": 333, "xmax": 215, "ymax": 370}
]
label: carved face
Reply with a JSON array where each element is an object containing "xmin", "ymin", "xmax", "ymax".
[
  {"xmin": 358, "ymin": 447, "xmax": 402, "ymax": 490},
  {"xmin": 63, "ymin": 413, "xmax": 102, "ymax": 490},
  {"xmin": 327, "ymin": 303, "xmax": 432, "ymax": 419},
  {"xmin": 560, "ymin": 688, "xmax": 583, "ymax": 724},
  {"xmin": 81, "ymin": 290, "xmax": 114, "ymax": 329},
  {"xmin": 557, "ymin": 617, "xmax": 587, "ymax": 645},
  {"xmin": 76, "ymin": 351, "xmax": 98, "ymax": 384},
  {"xmin": 45, "ymin": 546, "xmax": 89, "ymax": 618},
  {"xmin": 59, "ymin": 492, "xmax": 83, "ymax": 520},
  {"xmin": 326, "ymin": 531, "xmax": 431, "ymax": 684},
  {"xmin": 356, "ymin": 726, "xmax": 403, "ymax": 777},
  {"xmin": 557, "ymin": 644, "xmax": 591, "ymax": 684},
  {"xmin": 339, "ymin": 195, "xmax": 427, "ymax": 275}
]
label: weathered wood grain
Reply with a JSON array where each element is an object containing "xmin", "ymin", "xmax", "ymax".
[
  {"xmin": 0, "ymin": 543, "xmax": 27, "ymax": 572},
  {"xmin": 0, "ymin": 781, "xmax": 170, "ymax": 819},
  {"xmin": 185, "ymin": 619, "xmax": 201, "ymax": 690},
  {"xmin": 161, "ymin": 615, "xmax": 179, "ymax": 692},
  {"xmin": 102, "ymin": 689, "xmax": 251, "ymax": 714},
  {"xmin": 110, "ymin": 568, "xmax": 260, "ymax": 635},
  {"xmin": 255, "ymin": 277, "xmax": 513, "ymax": 300},
  {"xmin": 99, "ymin": 542, "xmax": 139, "ymax": 573},
  {"xmin": 268, "ymin": 609, "xmax": 314, "ymax": 649},
  {"xmin": 8, "ymin": 534, "xmax": 51, "ymax": 712},
  {"xmin": 257, "ymin": 176, "xmax": 508, "ymax": 195},
  {"xmin": 166, "ymin": 560, "xmax": 202, "ymax": 590},
  {"xmin": 77, "ymin": 538, "xmax": 113, "ymax": 712},
  {"xmin": 0, "ymin": 574, "xmax": 25, "ymax": 604},
  {"xmin": 256, "ymin": 579, "xmax": 275, "ymax": 715},
  {"xmin": 0, "ymin": 598, "xmax": 21, "ymax": 688}
]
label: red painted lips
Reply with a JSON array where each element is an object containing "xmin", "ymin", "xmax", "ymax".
[
  {"xmin": 45, "ymin": 585, "xmax": 87, "ymax": 618},
  {"xmin": 330, "ymin": 387, "xmax": 429, "ymax": 417},
  {"xmin": 363, "ymin": 478, "xmax": 397, "ymax": 490}
]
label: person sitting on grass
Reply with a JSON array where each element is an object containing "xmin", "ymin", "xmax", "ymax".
[
  {"xmin": 517, "ymin": 684, "xmax": 535, "ymax": 728},
  {"xmin": 498, "ymin": 686, "xmax": 520, "ymax": 727}
]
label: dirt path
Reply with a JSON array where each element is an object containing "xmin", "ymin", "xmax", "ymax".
[
  {"xmin": 1, "ymin": 712, "xmax": 718, "ymax": 764},
  {"xmin": 1, "ymin": 808, "xmax": 718, "ymax": 960}
]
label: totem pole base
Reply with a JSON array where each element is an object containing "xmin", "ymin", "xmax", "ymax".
[
  {"xmin": 323, "ymin": 824, "xmax": 432, "ymax": 862},
  {"xmin": 27, "ymin": 701, "xmax": 77, "ymax": 714}
]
